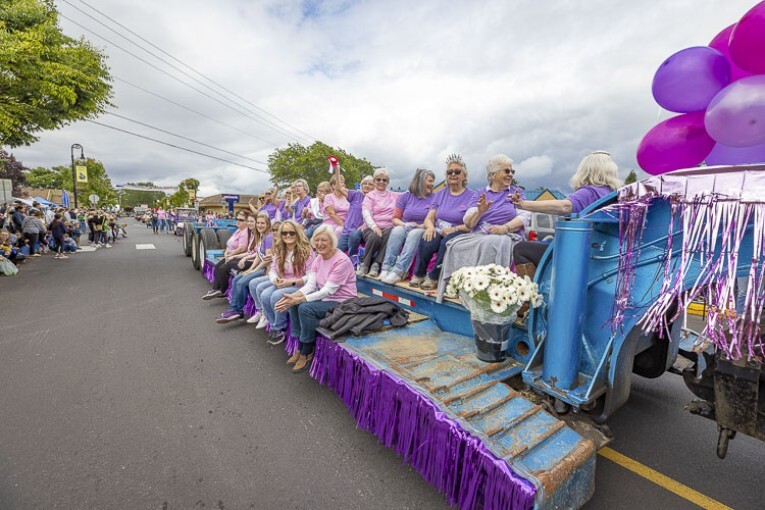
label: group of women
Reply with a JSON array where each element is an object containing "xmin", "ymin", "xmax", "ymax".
[{"xmin": 200, "ymin": 151, "xmax": 622, "ymax": 373}]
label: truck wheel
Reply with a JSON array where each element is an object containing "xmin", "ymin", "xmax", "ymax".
[
  {"xmin": 183, "ymin": 226, "xmax": 193, "ymax": 257},
  {"xmin": 216, "ymin": 229, "xmax": 232, "ymax": 250},
  {"xmin": 199, "ymin": 228, "xmax": 219, "ymax": 275},
  {"xmin": 191, "ymin": 231, "xmax": 201, "ymax": 270}
]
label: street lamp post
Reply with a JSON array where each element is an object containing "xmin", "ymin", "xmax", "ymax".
[{"xmin": 70, "ymin": 144, "xmax": 84, "ymax": 209}]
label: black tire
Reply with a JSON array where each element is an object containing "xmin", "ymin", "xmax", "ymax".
[
  {"xmin": 199, "ymin": 228, "xmax": 219, "ymax": 275},
  {"xmin": 183, "ymin": 225, "xmax": 193, "ymax": 257},
  {"xmin": 191, "ymin": 230, "xmax": 201, "ymax": 270},
  {"xmin": 216, "ymin": 228, "xmax": 232, "ymax": 250}
]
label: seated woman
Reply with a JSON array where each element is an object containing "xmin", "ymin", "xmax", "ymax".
[
  {"xmin": 413, "ymin": 154, "xmax": 475, "ymax": 290},
  {"xmin": 435, "ymin": 154, "xmax": 530, "ymax": 300},
  {"xmin": 287, "ymin": 179, "xmax": 312, "ymax": 225},
  {"xmin": 379, "ymin": 168, "xmax": 436, "ymax": 284},
  {"xmin": 216, "ymin": 213, "xmax": 273, "ymax": 322},
  {"xmin": 275, "ymin": 225, "xmax": 357, "ymax": 373},
  {"xmin": 0, "ymin": 229, "xmax": 25, "ymax": 265},
  {"xmin": 338, "ymin": 175, "xmax": 374, "ymax": 262},
  {"xmin": 251, "ymin": 220, "xmax": 315, "ymax": 345},
  {"xmin": 511, "ymin": 151, "xmax": 620, "ymax": 275},
  {"xmin": 305, "ymin": 181, "xmax": 330, "ymax": 239},
  {"xmin": 202, "ymin": 211, "xmax": 252, "ymax": 300},
  {"xmin": 357, "ymin": 168, "xmax": 399, "ymax": 278}
]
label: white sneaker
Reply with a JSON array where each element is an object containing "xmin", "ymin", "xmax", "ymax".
[
  {"xmin": 383, "ymin": 271, "xmax": 402, "ymax": 284},
  {"xmin": 255, "ymin": 316, "xmax": 269, "ymax": 329},
  {"xmin": 246, "ymin": 312, "xmax": 262, "ymax": 324},
  {"xmin": 105, "ymin": 244, "xmax": 112, "ymax": 248},
  {"xmin": 378, "ymin": 270, "xmax": 391, "ymax": 281}
]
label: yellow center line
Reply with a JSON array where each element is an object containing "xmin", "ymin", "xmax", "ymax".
[{"xmin": 598, "ymin": 447, "xmax": 732, "ymax": 510}]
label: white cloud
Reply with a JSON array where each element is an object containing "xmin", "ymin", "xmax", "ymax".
[{"xmin": 8, "ymin": 0, "xmax": 755, "ymax": 197}]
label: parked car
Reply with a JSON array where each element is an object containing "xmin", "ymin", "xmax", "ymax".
[
  {"xmin": 528, "ymin": 212, "xmax": 556, "ymax": 242},
  {"xmin": 134, "ymin": 208, "xmax": 146, "ymax": 221}
]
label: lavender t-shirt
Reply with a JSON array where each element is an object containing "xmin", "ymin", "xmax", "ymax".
[
  {"xmin": 468, "ymin": 186, "xmax": 525, "ymax": 231},
  {"xmin": 258, "ymin": 233, "xmax": 273, "ymax": 257},
  {"xmin": 292, "ymin": 195, "xmax": 311, "ymax": 224},
  {"xmin": 342, "ymin": 190, "xmax": 365, "ymax": 236},
  {"xmin": 567, "ymin": 185, "xmax": 612, "ymax": 214},
  {"xmin": 430, "ymin": 188, "xmax": 476, "ymax": 226},
  {"xmin": 259, "ymin": 203, "xmax": 279, "ymax": 220},
  {"xmin": 396, "ymin": 192, "xmax": 433, "ymax": 224}
]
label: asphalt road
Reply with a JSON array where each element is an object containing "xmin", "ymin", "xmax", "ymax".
[{"xmin": 0, "ymin": 224, "xmax": 762, "ymax": 509}]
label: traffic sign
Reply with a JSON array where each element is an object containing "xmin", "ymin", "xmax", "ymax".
[{"xmin": 89, "ymin": 194, "xmax": 100, "ymax": 204}]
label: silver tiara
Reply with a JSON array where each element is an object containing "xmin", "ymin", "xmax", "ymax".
[{"xmin": 445, "ymin": 153, "xmax": 465, "ymax": 167}]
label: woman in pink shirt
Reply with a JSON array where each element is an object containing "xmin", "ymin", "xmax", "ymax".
[
  {"xmin": 275, "ymin": 225, "xmax": 357, "ymax": 373},
  {"xmin": 357, "ymin": 167, "xmax": 398, "ymax": 278},
  {"xmin": 323, "ymin": 173, "xmax": 350, "ymax": 237},
  {"xmin": 203, "ymin": 211, "xmax": 253, "ymax": 299}
]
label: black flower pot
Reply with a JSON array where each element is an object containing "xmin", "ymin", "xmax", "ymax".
[{"xmin": 472, "ymin": 320, "xmax": 512, "ymax": 363}]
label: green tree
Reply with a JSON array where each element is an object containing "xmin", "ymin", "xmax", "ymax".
[
  {"xmin": 624, "ymin": 169, "xmax": 638, "ymax": 185},
  {"xmin": 26, "ymin": 166, "xmax": 63, "ymax": 188},
  {"xmin": 268, "ymin": 141, "xmax": 375, "ymax": 192},
  {"xmin": 180, "ymin": 178, "xmax": 199, "ymax": 191},
  {"xmin": 0, "ymin": 148, "xmax": 27, "ymax": 194},
  {"xmin": 168, "ymin": 187, "xmax": 190, "ymax": 208},
  {"xmin": 120, "ymin": 189, "xmax": 165, "ymax": 208},
  {"xmin": 0, "ymin": 0, "xmax": 113, "ymax": 147}
]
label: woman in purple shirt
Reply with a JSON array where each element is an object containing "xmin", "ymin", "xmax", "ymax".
[
  {"xmin": 337, "ymin": 175, "xmax": 374, "ymax": 260},
  {"xmin": 412, "ymin": 154, "xmax": 476, "ymax": 290},
  {"xmin": 379, "ymin": 169, "xmax": 436, "ymax": 284},
  {"xmin": 511, "ymin": 151, "xmax": 620, "ymax": 274}
]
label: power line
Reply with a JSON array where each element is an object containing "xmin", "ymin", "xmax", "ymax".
[
  {"xmin": 75, "ymin": 0, "xmax": 317, "ymax": 143},
  {"xmin": 60, "ymin": 0, "xmax": 311, "ymax": 144},
  {"xmin": 58, "ymin": 13, "xmax": 285, "ymax": 147},
  {"xmin": 86, "ymin": 120, "xmax": 270, "ymax": 174},
  {"xmin": 106, "ymin": 111, "xmax": 268, "ymax": 165},
  {"xmin": 114, "ymin": 76, "xmax": 271, "ymax": 145}
]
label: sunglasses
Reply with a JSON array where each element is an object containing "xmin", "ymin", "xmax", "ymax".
[
  {"xmin": 236, "ymin": 218, "xmax": 246, "ymax": 221},
  {"xmin": 375, "ymin": 178, "xmax": 389, "ymax": 182},
  {"xmin": 447, "ymin": 169, "xmax": 462, "ymax": 176},
  {"xmin": 503, "ymin": 168, "xmax": 515, "ymax": 175},
  {"xmin": 281, "ymin": 230, "xmax": 296, "ymax": 237}
]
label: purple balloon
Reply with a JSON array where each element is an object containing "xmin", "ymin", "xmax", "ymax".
[
  {"xmin": 706, "ymin": 142, "xmax": 765, "ymax": 166},
  {"xmin": 729, "ymin": 1, "xmax": 765, "ymax": 74},
  {"xmin": 652, "ymin": 46, "xmax": 731, "ymax": 113},
  {"xmin": 637, "ymin": 112, "xmax": 715, "ymax": 175},
  {"xmin": 709, "ymin": 24, "xmax": 752, "ymax": 82},
  {"xmin": 705, "ymin": 75, "xmax": 765, "ymax": 147}
]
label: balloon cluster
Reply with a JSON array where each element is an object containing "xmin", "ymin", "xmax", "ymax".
[{"xmin": 637, "ymin": 2, "xmax": 765, "ymax": 175}]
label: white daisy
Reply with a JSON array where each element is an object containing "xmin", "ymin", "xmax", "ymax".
[
  {"xmin": 488, "ymin": 285, "xmax": 503, "ymax": 302},
  {"xmin": 491, "ymin": 299, "xmax": 508, "ymax": 314},
  {"xmin": 474, "ymin": 275, "xmax": 490, "ymax": 291}
]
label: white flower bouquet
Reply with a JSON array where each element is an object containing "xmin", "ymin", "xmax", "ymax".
[{"xmin": 446, "ymin": 264, "xmax": 543, "ymax": 324}]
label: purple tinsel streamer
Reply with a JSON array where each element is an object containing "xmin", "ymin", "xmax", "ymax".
[
  {"xmin": 611, "ymin": 191, "xmax": 764, "ymax": 361},
  {"xmin": 309, "ymin": 336, "xmax": 536, "ymax": 510},
  {"xmin": 203, "ymin": 259, "xmax": 215, "ymax": 282}
]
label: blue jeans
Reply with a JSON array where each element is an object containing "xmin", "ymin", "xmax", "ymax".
[
  {"xmin": 262, "ymin": 285, "xmax": 300, "ymax": 330},
  {"xmin": 288, "ymin": 300, "xmax": 337, "ymax": 348},
  {"xmin": 252, "ymin": 277, "xmax": 274, "ymax": 310},
  {"xmin": 228, "ymin": 269, "xmax": 266, "ymax": 313},
  {"xmin": 338, "ymin": 229, "xmax": 363, "ymax": 256},
  {"xmin": 415, "ymin": 231, "xmax": 465, "ymax": 280},
  {"xmin": 382, "ymin": 226, "xmax": 424, "ymax": 276}
]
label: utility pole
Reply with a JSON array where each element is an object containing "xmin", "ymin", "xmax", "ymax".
[{"xmin": 70, "ymin": 144, "xmax": 84, "ymax": 209}]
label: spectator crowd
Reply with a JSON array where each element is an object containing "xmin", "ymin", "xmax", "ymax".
[{"xmin": 0, "ymin": 200, "xmax": 127, "ymax": 275}]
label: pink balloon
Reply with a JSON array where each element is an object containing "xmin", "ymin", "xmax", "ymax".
[
  {"xmin": 729, "ymin": 1, "xmax": 765, "ymax": 74},
  {"xmin": 706, "ymin": 142, "xmax": 765, "ymax": 166},
  {"xmin": 705, "ymin": 75, "xmax": 765, "ymax": 147},
  {"xmin": 709, "ymin": 23, "xmax": 752, "ymax": 82},
  {"xmin": 637, "ymin": 112, "xmax": 715, "ymax": 175}
]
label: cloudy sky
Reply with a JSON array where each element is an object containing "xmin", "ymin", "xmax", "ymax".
[{"xmin": 10, "ymin": 0, "xmax": 756, "ymax": 196}]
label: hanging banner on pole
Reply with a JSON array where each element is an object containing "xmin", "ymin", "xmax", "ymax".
[{"xmin": 76, "ymin": 165, "xmax": 88, "ymax": 184}]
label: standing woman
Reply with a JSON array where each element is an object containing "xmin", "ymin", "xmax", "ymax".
[
  {"xmin": 217, "ymin": 213, "xmax": 273, "ymax": 322},
  {"xmin": 275, "ymin": 225, "xmax": 357, "ymax": 373},
  {"xmin": 413, "ymin": 154, "xmax": 475, "ymax": 289},
  {"xmin": 49, "ymin": 213, "xmax": 68, "ymax": 259},
  {"xmin": 253, "ymin": 220, "xmax": 315, "ymax": 345},
  {"xmin": 380, "ymin": 168, "xmax": 435, "ymax": 284},
  {"xmin": 202, "ymin": 211, "xmax": 251, "ymax": 300},
  {"xmin": 357, "ymin": 168, "xmax": 398, "ymax": 278},
  {"xmin": 322, "ymin": 173, "xmax": 350, "ymax": 237}
]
